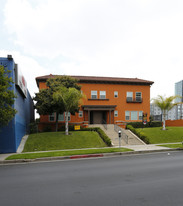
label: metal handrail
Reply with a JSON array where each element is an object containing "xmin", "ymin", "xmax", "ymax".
[
  {"xmin": 102, "ymin": 119, "xmax": 107, "ymax": 130},
  {"xmin": 114, "ymin": 124, "xmax": 128, "ymax": 144}
]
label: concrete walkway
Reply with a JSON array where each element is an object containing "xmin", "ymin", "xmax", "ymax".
[{"xmin": 0, "ymin": 143, "xmax": 177, "ymax": 162}]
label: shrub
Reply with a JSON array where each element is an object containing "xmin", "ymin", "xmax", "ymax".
[
  {"xmin": 126, "ymin": 125, "xmax": 150, "ymax": 144},
  {"xmin": 80, "ymin": 127, "xmax": 112, "ymax": 146},
  {"xmin": 126, "ymin": 121, "xmax": 162, "ymax": 128},
  {"xmin": 43, "ymin": 125, "xmax": 52, "ymax": 132},
  {"xmin": 29, "ymin": 122, "xmax": 38, "ymax": 134}
]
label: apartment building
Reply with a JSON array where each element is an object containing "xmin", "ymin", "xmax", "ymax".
[{"xmin": 36, "ymin": 75, "xmax": 153, "ymax": 131}]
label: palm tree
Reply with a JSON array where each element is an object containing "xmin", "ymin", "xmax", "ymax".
[{"xmin": 152, "ymin": 95, "xmax": 178, "ymax": 130}]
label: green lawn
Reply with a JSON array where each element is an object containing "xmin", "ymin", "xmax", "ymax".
[
  {"xmin": 136, "ymin": 127, "xmax": 183, "ymax": 144},
  {"xmin": 23, "ymin": 131, "xmax": 107, "ymax": 152},
  {"xmin": 158, "ymin": 144, "xmax": 183, "ymax": 149},
  {"xmin": 6, "ymin": 147, "xmax": 132, "ymax": 160}
]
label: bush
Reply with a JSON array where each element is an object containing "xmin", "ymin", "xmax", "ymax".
[
  {"xmin": 80, "ymin": 127, "xmax": 112, "ymax": 146},
  {"xmin": 58, "ymin": 125, "xmax": 75, "ymax": 131},
  {"xmin": 43, "ymin": 125, "xmax": 52, "ymax": 132},
  {"xmin": 29, "ymin": 122, "xmax": 38, "ymax": 134},
  {"xmin": 126, "ymin": 125, "xmax": 150, "ymax": 144},
  {"xmin": 127, "ymin": 121, "xmax": 162, "ymax": 128}
]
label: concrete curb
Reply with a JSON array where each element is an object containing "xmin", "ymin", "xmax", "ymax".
[{"xmin": 0, "ymin": 148, "xmax": 182, "ymax": 165}]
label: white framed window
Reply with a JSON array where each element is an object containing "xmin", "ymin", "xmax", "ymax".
[
  {"xmin": 114, "ymin": 110, "xmax": 118, "ymax": 117},
  {"xmin": 125, "ymin": 111, "xmax": 130, "ymax": 120},
  {"xmin": 136, "ymin": 92, "xmax": 142, "ymax": 102},
  {"xmin": 114, "ymin": 91, "xmax": 118, "ymax": 98},
  {"xmin": 91, "ymin": 91, "xmax": 97, "ymax": 99},
  {"xmin": 49, "ymin": 113, "xmax": 55, "ymax": 122},
  {"xmin": 65, "ymin": 112, "xmax": 71, "ymax": 121},
  {"xmin": 127, "ymin": 92, "xmax": 133, "ymax": 101},
  {"xmin": 58, "ymin": 113, "xmax": 64, "ymax": 121},
  {"xmin": 139, "ymin": 111, "xmax": 143, "ymax": 120},
  {"xmin": 131, "ymin": 111, "xmax": 138, "ymax": 120},
  {"xmin": 79, "ymin": 111, "xmax": 83, "ymax": 118},
  {"xmin": 100, "ymin": 91, "xmax": 106, "ymax": 99}
]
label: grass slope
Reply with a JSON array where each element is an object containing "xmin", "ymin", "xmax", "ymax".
[
  {"xmin": 23, "ymin": 131, "xmax": 107, "ymax": 152},
  {"xmin": 136, "ymin": 127, "xmax": 183, "ymax": 144}
]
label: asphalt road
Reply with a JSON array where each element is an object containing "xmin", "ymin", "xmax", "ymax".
[{"xmin": 1, "ymin": 151, "xmax": 183, "ymax": 206}]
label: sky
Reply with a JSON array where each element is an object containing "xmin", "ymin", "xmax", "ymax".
[{"xmin": 0, "ymin": 0, "xmax": 183, "ymax": 99}]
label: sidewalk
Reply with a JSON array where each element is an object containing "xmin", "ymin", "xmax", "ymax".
[{"xmin": 0, "ymin": 143, "xmax": 179, "ymax": 163}]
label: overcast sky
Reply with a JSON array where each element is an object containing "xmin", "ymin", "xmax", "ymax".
[{"xmin": 0, "ymin": 0, "xmax": 183, "ymax": 98}]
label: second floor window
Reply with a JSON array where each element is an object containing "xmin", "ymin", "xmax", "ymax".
[
  {"xmin": 114, "ymin": 91, "xmax": 118, "ymax": 98},
  {"xmin": 127, "ymin": 92, "xmax": 133, "ymax": 101},
  {"xmin": 136, "ymin": 92, "xmax": 142, "ymax": 102},
  {"xmin": 100, "ymin": 91, "xmax": 106, "ymax": 99},
  {"xmin": 91, "ymin": 91, "xmax": 97, "ymax": 99}
]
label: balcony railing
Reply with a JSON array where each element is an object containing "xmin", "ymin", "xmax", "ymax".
[{"xmin": 126, "ymin": 97, "xmax": 142, "ymax": 103}]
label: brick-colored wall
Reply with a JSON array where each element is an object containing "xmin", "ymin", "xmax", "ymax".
[
  {"xmin": 166, "ymin": 120, "xmax": 183, "ymax": 127},
  {"xmin": 38, "ymin": 80, "xmax": 151, "ymax": 130}
]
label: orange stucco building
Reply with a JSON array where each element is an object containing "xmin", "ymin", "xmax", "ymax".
[{"xmin": 36, "ymin": 75, "xmax": 153, "ymax": 131}]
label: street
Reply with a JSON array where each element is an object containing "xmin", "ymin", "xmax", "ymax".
[{"xmin": 1, "ymin": 151, "xmax": 183, "ymax": 206}]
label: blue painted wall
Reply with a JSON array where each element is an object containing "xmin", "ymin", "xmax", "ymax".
[{"xmin": 0, "ymin": 56, "xmax": 34, "ymax": 153}]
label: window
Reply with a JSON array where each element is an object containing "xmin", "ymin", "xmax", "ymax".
[
  {"xmin": 114, "ymin": 110, "xmax": 118, "ymax": 117},
  {"xmin": 79, "ymin": 111, "xmax": 83, "ymax": 118},
  {"xmin": 91, "ymin": 91, "xmax": 97, "ymax": 99},
  {"xmin": 100, "ymin": 91, "xmax": 106, "ymax": 99},
  {"xmin": 65, "ymin": 112, "xmax": 71, "ymax": 121},
  {"xmin": 127, "ymin": 92, "xmax": 133, "ymax": 102},
  {"xmin": 125, "ymin": 111, "xmax": 130, "ymax": 120},
  {"xmin": 114, "ymin": 91, "xmax": 118, "ymax": 98},
  {"xmin": 139, "ymin": 111, "xmax": 143, "ymax": 120},
  {"xmin": 49, "ymin": 113, "xmax": 55, "ymax": 121},
  {"xmin": 58, "ymin": 113, "xmax": 64, "ymax": 121},
  {"xmin": 131, "ymin": 111, "xmax": 138, "ymax": 120},
  {"xmin": 136, "ymin": 92, "xmax": 142, "ymax": 102}
]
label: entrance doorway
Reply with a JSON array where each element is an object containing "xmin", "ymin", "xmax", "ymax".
[{"xmin": 90, "ymin": 111, "xmax": 107, "ymax": 124}]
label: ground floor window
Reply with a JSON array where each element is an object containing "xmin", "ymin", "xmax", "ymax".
[
  {"xmin": 49, "ymin": 113, "xmax": 55, "ymax": 122},
  {"xmin": 114, "ymin": 110, "xmax": 118, "ymax": 117},
  {"xmin": 79, "ymin": 111, "xmax": 83, "ymax": 118},
  {"xmin": 125, "ymin": 111, "xmax": 143, "ymax": 121},
  {"xmin": 49, "ymin": 112, "xmax": 71, "ymax": 121}
]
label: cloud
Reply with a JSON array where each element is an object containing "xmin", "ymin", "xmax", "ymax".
[
  {"xmin": 0, "ymin": 50, "xmax": 48, "ymax": 96},
  {"xmin": 3, "ymin": 0, "xmax": 183, "ymax": 98}
]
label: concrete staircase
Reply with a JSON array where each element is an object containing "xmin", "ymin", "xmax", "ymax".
[{"xmin": 89, "ymin": 124, "xmax": 145, "ymax": 147}]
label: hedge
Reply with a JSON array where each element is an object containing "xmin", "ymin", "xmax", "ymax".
[
  {"xmin": 126, "ymin": 121, "xmax": 162, "ymax": 128},
  {"xmin": 80, "ymin": 127, "xmax": 112, "ymax": 147},
  {"xmin": 126, "ymin": 125, "xmax": 150, "ymax": 144}
]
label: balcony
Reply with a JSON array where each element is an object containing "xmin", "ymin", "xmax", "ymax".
[{"xmin": 126, "ymin": 97, "xmax": 142, "ymax": 103}]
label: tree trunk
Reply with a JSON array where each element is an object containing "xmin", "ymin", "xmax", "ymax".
[
  {"xmin": 162, "ymin": 112, "xmax": 166, "ymax": 130},
  {"xmin": 56, "ymin": 112, "xmax": 59, "ymax": 132},
  {"xmin": 65, "ymin": 111, "xmax": 69, "ymax": 135}
]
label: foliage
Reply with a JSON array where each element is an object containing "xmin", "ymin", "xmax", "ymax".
[
  {"xmin": 34, "ymin": 76, "xmax": 81, "ymax": 132},
  {"xmin": 53, "ymin": 86, "xmax": 83, "ymax": 135},
  {"xmin": 0, "ymin": 65, "xmax": 16, "ymax": 127},
  {"xmin": 126, "ymin": 125, "xmax": 150, "ymax": 144},
  {"xmin": 136, "ymin": 127, "xmax": 183, "ymax": 144},
  {"xmin": 80, "ymin": 127, "xmax": 112, "ymax": 146},
  {"xmin": 152, "ymin": 95, "xmax": 178, "ymax": 130},
  {"xmin": 29, "ymin": 122, "xmax": 38, "ymax": 134},
  {"xmin": 126, "ymin": 121, "xmax": 162, "ymax": 128}
]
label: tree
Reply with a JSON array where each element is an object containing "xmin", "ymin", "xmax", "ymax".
[
  {"xmin": 34, "ymin": 76, "xmax": 81, "ymax": 132},
  {"xmin": 53, "ymin": 86, "xmax": 83, "ymax": 135},
  {"xmin": 0, "ymin": 66, "xmax": 17, "ymax": 127},
  {"xmin": 152, "ymin": 95, "xmax": 178, "ymax": 130}
]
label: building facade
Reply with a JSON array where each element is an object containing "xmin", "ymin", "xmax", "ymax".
[
  {"xmin": 36, "ymin": 75, "xmax": 153, "ymax": 131},
  {"xmin": 175, "ymin": 80, "xmax": 183, "ymax": 103},
  {"xmin": 0, "ymin": 55, "xmax": 34, "ymax": 153}
]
